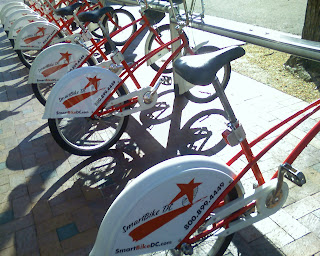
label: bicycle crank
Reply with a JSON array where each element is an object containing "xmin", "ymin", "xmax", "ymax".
[
  {"xmin": 103, "ymin": 87, "xmax": 158, "ymax": 117},
  {"xmin": 202, "ymin": 178, "xmax": 289, "ymax": 237}
]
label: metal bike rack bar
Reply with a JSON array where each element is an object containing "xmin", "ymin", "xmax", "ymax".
[
  {"xmin": 182, "ymin": 15, "xmax": 320, "ymax": 62},
  {"xmin": 106, "ymin": 0, "xmax": 320, "ymax": 62}
]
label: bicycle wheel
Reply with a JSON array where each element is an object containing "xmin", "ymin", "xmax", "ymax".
[
  {"xmin": 31, "ymin": 57, "xmax": 96, "ymax": 106},
  {"xmin": 15, "ymin": 32, "xmax": 64, "ymax": 69},
  {"xmin": 184, "ymin": 46, "xmax": 231, "ymax": 103},
  {"xmin": 48, "ymin": 86, "xmax": 129, "ymax": 156},
  {"xmin": 146, "ymin": 24, "xmax": 188, "ymax": 74},
  {"xmin": 141, "ymin": 188, "xmax": 239, "ymax": 256},
  {"xmin": 104, "ymin": 9, "xmax": 136, "ymax": 46}
]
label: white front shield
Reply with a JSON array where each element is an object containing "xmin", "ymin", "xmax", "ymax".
[
  {"xmin": 8, "ymin": 15, "xmax": 45, "ymax": 39},
  {"xmin": 43, "ymin": 66, "xmax": 122, "ymax": 119},
  {"xmin": 28, "ymin": 43, "xmax": 94, "ymax": 84},
  {"xmin": 0, "ymin": 2, "xmax": 27, "ymax": 22},
  {"xmin": 1, "ymin": 5, "xmax": 29, "ymax": 25},
  {"xmin": 14, "ymin": 21, "xmax": 60, "ymax": 50},
  {"xmin": 4, "ymin": 8, "xmax": 35, "ymax": 31},
  {"xmin": 90, "ymin": 155, "xmax": 237, "ymax": 256}
]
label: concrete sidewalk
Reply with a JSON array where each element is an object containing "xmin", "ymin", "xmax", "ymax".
[{"xmin": 1, "ymin": 4, "xmax": 320, "ymax": 256}]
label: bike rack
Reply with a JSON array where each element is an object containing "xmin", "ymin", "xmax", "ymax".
[
  {"xmin": 104, "ymin": 0, "xmax": 320, "ymax": 91},
  {"xmin": 106, "ymin": 0, "xmax": 320, "ymax": 62}
]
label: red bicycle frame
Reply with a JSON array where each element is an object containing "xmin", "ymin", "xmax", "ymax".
[
  {"xmin": 177, "ymin": 97, "xmax": 320, "ymax": 246},
  {"xmin": 90, "ymin": 25, "xmax": 190, "ymax": 118}
]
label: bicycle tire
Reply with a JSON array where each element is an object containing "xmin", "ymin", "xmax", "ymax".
[
  {"xmin": 184, "ymin": 46, "xmax": 231, "ymax": 103},
  {"xmin": 104, "ymin": 8, "xmax": 136, "ymax": 46},
  {"xmin": 15, "ymin": 31, "xmax": 64, "ymax": 69},
  {"xmin": 31, "ymin": 57, "xmax": 96, "ymax": 106},
  {"xmin": 146, "ymin": 24, "xmax": 188, "ymax": 74},
  {"xmin": 141, "ymin": 188, "xmax": 239, "ymax": 256},
  {"xmin": 48, "ymin": 85, "xmax": 129, "ymax": 156}
]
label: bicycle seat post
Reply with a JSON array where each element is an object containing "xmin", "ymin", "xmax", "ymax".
[
  {"xmin": 212, "ymin": 77, "xmax": 238, "ymax": 128},
  {"xmin": 98, "ymin": 19, "xmax": 117, "ymax": 52}
]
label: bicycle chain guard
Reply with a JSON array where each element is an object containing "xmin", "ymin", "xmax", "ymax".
[
  {"xmin": 205, "ymin": 178, "xmax": 289, "ymax": 237},
  {"xmin": 103, "ymin": 87, "xmax": 158, "ymax": 117}
]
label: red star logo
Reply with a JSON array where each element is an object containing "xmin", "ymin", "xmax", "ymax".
[
  {"xmin": 58, "ymin": 51, "xmax": 72, "ymax": 63},
  {"xmin": 37, "ymin": 27, "xmax": 46, "ymax": 33},
  {"xmin": 84, "ymin": 76, "xmax": 101, "ymax": 90},
  {"xmin": 28, "ymin": 20, "xmax": 35, "ymax": 23},
  {"xmin": 170, "ymin": 179, "xmax": 202, "ymax": 205}
]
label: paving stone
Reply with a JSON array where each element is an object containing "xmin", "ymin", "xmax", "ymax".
[
  {"xmin": 38, "ymin": 231, "xmax": 63, "ymax": 256},
  {"xmin": 40, "ymin": 169, "xmax": 57, "ymax": 182},
  {"xmin": 21, "ymin": 155, "xmax": 37, "ymax": 170},
  {"xmin": 27, "ymin": 174, "xmax": 45, "ymax": 195},
  {"xmin": 65, "ymin": 246, "xmax": 93, "ymax": 256},
  {"xmin": 270, "ymin": 209, "xmax": 310, "ymax": 239},
  {"xmin": 9, "ymin": 172, "xmax": 26, "ymax": 188},
  {"xmin": 32, "ymin": 200, "xmax": 53, "ymax": 224},
  {"xmin": 0, "ymin": 232, "xmax": 15, "ymax": 250},
  {"xmin": 0, "ymin": 246, "xmax": 16, "ymax": 256},
  {"xmin": 264, "ymin": 227, "xmax": 294, "ymax": 248},
  {"xmin": 0, "ymin": 162, "xmax": 6, "ymax": 170},
  {"xmin": 81, "ymin": 186, "xmax": 102, "ymax": 201},
  {"xmin": 248, "ymin": 235, "xmax": 285, "ymax": 256},
  {"xmin": 9, "ymin": 184, "xmax": 28, "ymax": 200},
  {"xmin": 0, "ymin": 209, "xmax": 14, "ymax": 225},
  {"xmin": 15, "ymin": 225, "xmax": 39, "ymax": 255},
  {"xmin": 56, "ymin": 222, "xmax": 79, "ymax": 241},
  {"xmin": 72, "ymin": 206, "xmax": 97, "ymax": 232},
  {"xmin": 50, "ymin": 196, "xmax": 87, "ymax": 217},
  {"xmin": 284, "ymin": 192, "xmax": 320, "ymax": 219},
  {"xmin": 281, "ymin": 233, "xmax": 320, "ymax": 256},
  {"xmin": 12, "ymin": 195, "xmax": 31, "ymax": 218},
  {"xmin": 60, "ymin": 227, "xmax": 98, "ymax": 254},
  {"xmin": 36, "ymin": 213, "xmax": 73, "ymax": 236},
  {"xmin": 64, "ymin": 183, "xmax": 83, "ymax": 201},
  {"xmin": 298, "ymin": 213, "xmax": 320, "ymax": 238},
  {"xmin": 0, "ymin": 183, "xmax": 10, "ymax": 194},
  {"xmin": 314, "ymin": 209, "xmax": 320, "ymax": 218}
]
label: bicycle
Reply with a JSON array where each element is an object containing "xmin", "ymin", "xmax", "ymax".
[
  {"xmin": 84, "ymin": 45, "xmax": 319, "ymax": 256},
  {"xmin": 42, "ymin": 1, "xmax": 231, "ymax": 156},
  {"xmin": 29, "ymin": 5, "xmax": 160, "ymax": 106},
  {"xmin": 11, "ymin": 0, "xmax": 116, "ymax": 68}
]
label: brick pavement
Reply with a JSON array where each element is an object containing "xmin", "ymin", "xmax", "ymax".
[{"xmin": 1, "ymin": 3, "xmax": 320, "ymax": 256}]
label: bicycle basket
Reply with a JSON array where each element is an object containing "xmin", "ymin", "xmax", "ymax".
[{"xmin": 144, "ymin": 9, "xmax": 166, "ymax": 25}]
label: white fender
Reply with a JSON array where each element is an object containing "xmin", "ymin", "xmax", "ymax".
[
  {"xmin": 0, "ymin": 2, "xmax": 27, "ymax": 22},
  {"xmin": 8, "ymin": 14, "xmax": 45, "ymax": 39},
  {"xmin": 90, "ymin": 155, "xmax": 244, "ymax": 256},
  {"xmin": 1, "ymin": 4, "xmax": 30, "ymax": 25},
  {"xmin": 4, "ymin": 8, "xmax": 36, "ymax": 31},
  {"xmin": 43, "ymin": 66, "xmax": 122, "ymax": 119},
  {"xmin": 28, "ymin": 43, "xmax": 96, "ymax": 84},
  {"xmin": 14, "ymin": 21, "xmax": 60, "ymax": 50}
]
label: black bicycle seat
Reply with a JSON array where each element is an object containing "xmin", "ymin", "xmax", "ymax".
[
  {"xmin": 144, "ymin": 9, "xmax": 165, "ymax": 25},
  {"xmin": 55, "ymin": 2, "xmax": 84, "ymax": 16},
  {"xmin": 77, "ymin": 6, "xmax": 114, "ymax": 23},
  {"xmin": 164, "ymin": 0, "xmax": 184, "ymax": 4},
  {"xmin": 173, "ymin": 46, "xmax": 245, "ymax": 85}
]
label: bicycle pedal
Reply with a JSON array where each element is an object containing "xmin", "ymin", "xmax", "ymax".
[
  {"xmin": 281, "ymin": 163, "xmax": 306, "ymax": 187},
  {"xmin": 160, "ymin": 75, "xmax": 172, "ymax": 85}
]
